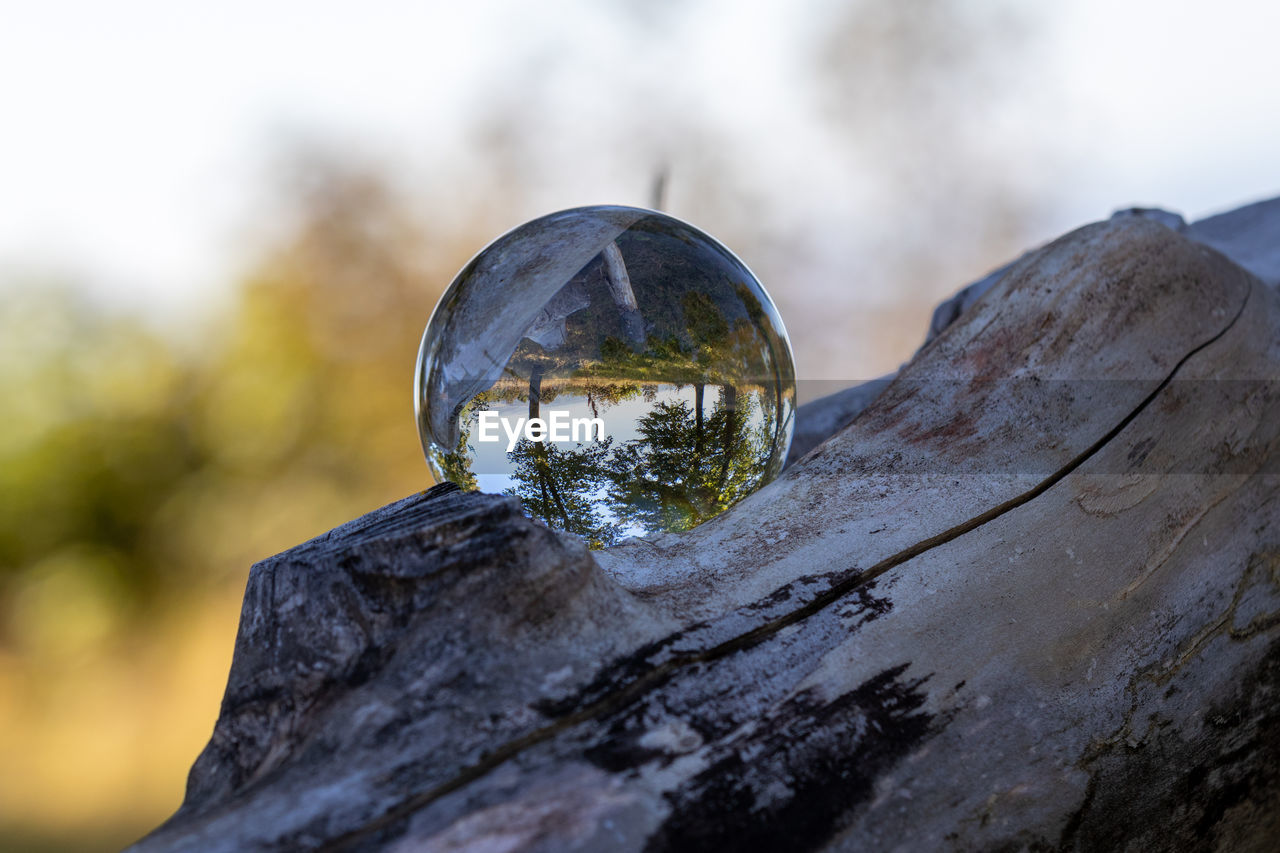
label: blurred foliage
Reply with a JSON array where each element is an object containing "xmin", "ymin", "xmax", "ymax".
[{"xmin": 0, "ymin": 162, "xmax": 473, "ymax": 851}]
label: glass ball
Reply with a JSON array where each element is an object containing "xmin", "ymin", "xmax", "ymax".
[{"xmin": 415, "ymin": 205, "xmax": 795, "ymax": 548}]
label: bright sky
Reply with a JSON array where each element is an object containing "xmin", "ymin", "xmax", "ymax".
[{"xmin": 1, "ymin": 0, "xmax": 1278, "ymax": 320}]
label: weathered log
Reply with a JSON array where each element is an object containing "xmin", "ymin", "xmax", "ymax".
[{"xmin": 133, "ymin": 200, "xmax": 1280, "ymax": 852}]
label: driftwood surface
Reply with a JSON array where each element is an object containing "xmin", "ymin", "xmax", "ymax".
[{"xmin": 134, "ymin": 200, "xmax": 1280, "ymax": 852}]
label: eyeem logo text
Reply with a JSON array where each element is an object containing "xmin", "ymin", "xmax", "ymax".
[{"xmin": 476, "ymin": 410, "xmax": 606, "ymax": 452}]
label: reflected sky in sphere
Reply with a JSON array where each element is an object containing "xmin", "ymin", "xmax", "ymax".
[{"xmin": 415, "ymin": 205, "xmax": 795, "ymax": 547}]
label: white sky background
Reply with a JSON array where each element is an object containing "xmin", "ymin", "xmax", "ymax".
[{"xmin": 2, "ymin": 0, "xmax": 1278, "ymax": 378}]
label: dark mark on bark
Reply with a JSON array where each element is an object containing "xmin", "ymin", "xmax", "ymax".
[
  {"xmin": 1127, "ymin": 436, "xmax": 1157, "ymax": 468},
  {"xmin": 584, "ymin": 583, "xmax": 896, "ymax": 775},
  {"xmin": 532, "ymin": 633, "xmax": 691, "ymax": 719},
  {"xmin": 643, "ymin": 664, "xmax": 934, "ymax": 853}
]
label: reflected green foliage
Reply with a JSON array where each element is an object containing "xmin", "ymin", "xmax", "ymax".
[
  {"xmin": 492, "ymin": 381, "xmax": 776, "ymax": 544},
  {"xmin": 431, "ymin": 399, "xmax": 480, "ymax": 492},
  {"xmin": 606, "ymin": 386, "xmax": 771, "ymax": 534},
  {"xmin": 504, "ymin": 437, "xmax": 619, "ymax": 548}
]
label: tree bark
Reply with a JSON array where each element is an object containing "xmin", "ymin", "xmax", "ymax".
[{"xmin": 133, "ymin": 201, "xmax": 1280, "ymax": 852}]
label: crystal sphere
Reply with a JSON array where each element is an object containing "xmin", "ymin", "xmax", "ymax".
[{"xmin": 415, "ymin": 205, "xmax": 795, "ymax": 547}]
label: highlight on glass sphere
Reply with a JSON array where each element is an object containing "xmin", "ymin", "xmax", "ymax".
[{"xmin": 415, "ymin": 205, "xmax": 795, "ymax": 548}]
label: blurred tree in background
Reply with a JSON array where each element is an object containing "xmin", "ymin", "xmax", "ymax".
[{"xmin": 0, "ymin": 159, "xmax": 475, "ymax": 852}]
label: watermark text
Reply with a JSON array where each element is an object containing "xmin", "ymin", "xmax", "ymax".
[{"xmin": 477, "ymin": 410, "xmax": 606, "ymax": 452}]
